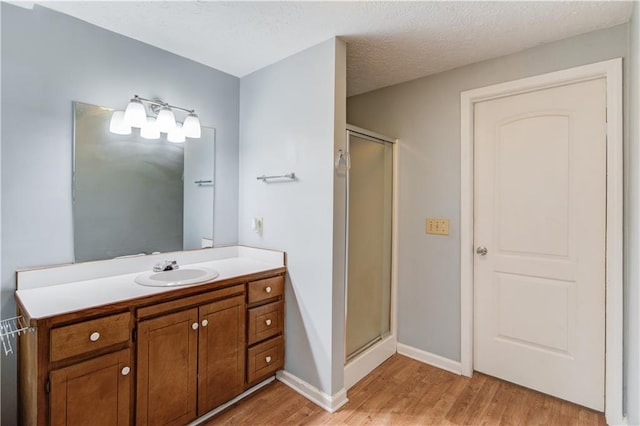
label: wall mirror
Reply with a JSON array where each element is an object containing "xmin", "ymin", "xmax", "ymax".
[{"xmin": 73, "ymin": 101, "xmax": 215, "ymax": 262}]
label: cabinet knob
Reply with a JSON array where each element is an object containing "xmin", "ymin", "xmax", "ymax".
[
  {"xmin": 201, "ymin": 319, "xmax": 209, "ymax": 327},
  {"xmin": 265, "ymin": 356, "xmax": 272, "ymax": 364},
  {"xmin": 121, "ymin": 366, "xmax": 131, "ymax": 376},
  {"xmin": 89, "ymin": 332, "xmax": 100, "ymax": 342},
  {"xmin": 265, "ymin": 319, "xmax": 272, "ymax": 326},
  {"xmin": 192, "ymin": 322, "xmax": 199, "ymax": 330},
  {"xmin": 265, "ymin": 286, "xmax": 272, "ymax": 294}
]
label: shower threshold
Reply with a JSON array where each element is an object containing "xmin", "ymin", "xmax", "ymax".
[{"xmin": 346, "ymin": 332, "xmax": 391, "ymax": 363}]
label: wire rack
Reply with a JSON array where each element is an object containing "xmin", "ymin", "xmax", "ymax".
[{"xmin": 0, "ymin": 316, "xmax": 35, "ymax": 356}]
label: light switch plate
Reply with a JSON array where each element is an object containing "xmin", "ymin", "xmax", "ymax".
[
  {"xmin": 426, "ymin": 218, "xmax": 449, "ymax": 235},
  {"xmin": 252, "ymin": 217, "xmax": 263, "ymax": 236}
]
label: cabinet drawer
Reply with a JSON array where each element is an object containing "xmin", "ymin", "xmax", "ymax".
[
  {"xmin": 247, "ymin": 336, "xmax": 284, "ymax": 384},
  {"xmin": 248, "ymin": 276, "xmax": 284, "ymax": 305},
  {"xmin": 50, "ymin": 312, "xmax": 131, "ymax": 362},
  {"xmin": 248, "ymin": 301, "xmax": 283, "ymax": 345}
]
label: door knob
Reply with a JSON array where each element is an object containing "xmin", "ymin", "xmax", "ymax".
[{"xmin": 476, "ymin": 246, "xmax": 488, "ymax": 256}]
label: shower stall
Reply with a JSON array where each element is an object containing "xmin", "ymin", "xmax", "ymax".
[{"xmin": 343, "ymin": 125, "xmax": 396, "ymax": 389}]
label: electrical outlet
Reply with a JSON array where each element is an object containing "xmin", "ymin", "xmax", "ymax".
[{"xmin": 426, "ymin": 218, "xmax": 449, "ymax": 235}]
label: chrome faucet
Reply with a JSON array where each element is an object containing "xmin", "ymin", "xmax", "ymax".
[{"xmin": 153, "ymin": 260, "xmax": 179, "ymax": 272}]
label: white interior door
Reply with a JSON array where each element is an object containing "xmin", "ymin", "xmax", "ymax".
[{"xmin": 473, "ymin": 78, "xmax": 606, "ymax": 410}]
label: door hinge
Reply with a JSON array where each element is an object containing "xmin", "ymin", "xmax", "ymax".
[
  {"xmin": 45, "ymin": 378, "xmax": 50, "ymax": 394},
  {"xmin": 132, "ymin": 328, "xmax": 137, "ymax": 343}
]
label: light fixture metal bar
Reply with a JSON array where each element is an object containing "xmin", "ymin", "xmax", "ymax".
[{"xmin": 133, "ymin": 95, "xmax": 195, "ymax": 114}]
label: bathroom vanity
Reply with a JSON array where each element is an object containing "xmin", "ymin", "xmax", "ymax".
[{"xmin": 15, "ymin": 246, "xmax": 286, "ymax": 426}]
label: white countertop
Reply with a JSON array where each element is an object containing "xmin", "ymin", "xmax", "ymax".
[{"xmin": 16, "ymin": 246, "xmax": 285, "ymax": 320}]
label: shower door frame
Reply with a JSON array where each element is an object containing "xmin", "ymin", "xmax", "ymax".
[{"xmin": 343, "ymin": 125, "xmax": 398, "ymax": 390}]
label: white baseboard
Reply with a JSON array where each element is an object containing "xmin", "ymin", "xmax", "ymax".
[
  {"xmin": 397, "ymin": 343, "xmax": 462, "ymax": 375},
  {"xmin": 344, "ymin": 335, "xmax": 396, "ymax": 390},
  {"xmin": 276, "ymin": 370, "xmax": 349, "ymax": 413},
  {"xmin": 607, "ymin": 415, "xmax": 627, "ymax": 426}
]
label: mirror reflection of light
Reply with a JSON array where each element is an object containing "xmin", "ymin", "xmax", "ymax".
[
  {"xmin": 140, "ymin": 117, "xmax": 160, "ymax": 140},
  {"xmin": 168, "ymin": 122, "xmax": 186, "ymax": 143}
]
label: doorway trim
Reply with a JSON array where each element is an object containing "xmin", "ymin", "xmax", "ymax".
[{"xmin": 460, "ymin": 58, "xmax": 623, "ymax": 424}]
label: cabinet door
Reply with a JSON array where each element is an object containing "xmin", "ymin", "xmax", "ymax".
[
  {"xmin": 137, "ymin": 308, "xmax": 198, "ymax": 426},
  {"xmin": 50, "ymin": 349, "xmax": 132, "ymax": 426},
  {"xmin": 197, "ymin": 295, "xmax": 246, "ymax": 415}
]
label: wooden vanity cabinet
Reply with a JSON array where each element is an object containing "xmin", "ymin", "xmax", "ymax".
[
  {"xmin": 49, "ymin": 349, "xmax": 132, "ymax": 426},
  {"xmin": 49, "ymin": 313, "xmax": 130, "ymax": 363},
  {"xmin": 135, "ymin": 287, "xmax": 246, "ymax": 425},
  {"xmin": 18, "ymin": 309, "xmax": 134, "ymax": 426},
  {"xmin": 246, "ymin": 276, "xmax": 285, "ymax": 385},
  {"xmin": 136, "ymin": 308, "xmax": 198, "ymax": 426},
  {"xmin": 18, "ymin": 269, "xmax": 285, "ymax": 426},
  {"xmin": 197, "ymin": 295, "xmax": 246, "ymax": 414}
]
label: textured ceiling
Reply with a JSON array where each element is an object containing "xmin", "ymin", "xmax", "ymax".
[{"xmin": 37, "ymin": 1, "xmax": 632, "ymax": 96}]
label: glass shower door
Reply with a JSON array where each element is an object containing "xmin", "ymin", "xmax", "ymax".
[{"xmin": 345, "ymin": 132, "xmax": 393, "ymax": 361}]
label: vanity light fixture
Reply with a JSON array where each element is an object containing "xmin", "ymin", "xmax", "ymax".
[
  {"xmin": 123, "ymin": 97, "xmax": 147, "ymax": 128},
  {"xmin": 155, "ymin": 105, "xmax": 176, "ymax": 133},
  {"xmin": 183, "ymin": 113, "xmax": 201, "ymax": 138},
  {"xmin": 112, "ymin": 95, "xmax": 201, "ymax": 141},
  {"xmin": 109, "ymin": 111, "xmax": 132, "ymax": 135}
]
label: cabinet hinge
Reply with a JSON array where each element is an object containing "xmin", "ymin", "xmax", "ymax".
[
  {"xmin": 132, "ymin": 328, "xmax": 137, "ymax": 343},
  {"xmin": 45, "ymin": 378, "xmax": 50, "ymax": 394}
]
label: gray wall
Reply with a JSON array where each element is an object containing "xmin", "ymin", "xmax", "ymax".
[
  {"xmin": 347, "ymin": 24, "xmax": 628, "ymax": 363},
  {"xmin": 625, "ymin": 3, "xmax": 639, "ymax": 423},
  {"xmin": 238, "ymin": 38, "xmax": 346, "ymax": 396},
  {"xmin": 0, "ymin": 4, "xmax": 240, "ymax": 423}
]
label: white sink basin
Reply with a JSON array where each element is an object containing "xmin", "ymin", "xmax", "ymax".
[{"xmin": 135, "ymin": 267, "xmax": 220, "ymax": 287}]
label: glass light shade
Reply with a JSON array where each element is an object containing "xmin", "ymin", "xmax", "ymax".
[
  {"xmin": 156, "ymin": 107, "xmax": 176, "ymax": 133},
  {"xmin": 109, "ymin": 111, "xmax": 132, "ymax": 135},
  {"xmin": 140, "ymin": 117, "xmax": 160, "ymax": 140},
  {"xmin": 123, "ymin": 98, "xmax": 147, "ymax": 128},
  {"xmin": 167, "ymin": 122, "xmax": 186, "ymax": 143},
  {"xmin": 182, "ymin": 113, "xmax": 201, "ymax": 138}
]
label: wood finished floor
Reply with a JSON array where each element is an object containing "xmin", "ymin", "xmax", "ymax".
[{"xmin": 205, "ymin": 354, "xmax": 606, "ymax": 426}]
